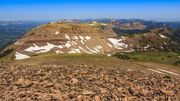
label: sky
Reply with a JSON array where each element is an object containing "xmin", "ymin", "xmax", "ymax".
[{"xmin": 0, "ymin": 0, "xmax": 180, "ymax": 21}]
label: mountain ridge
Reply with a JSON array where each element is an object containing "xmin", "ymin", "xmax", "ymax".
[{"xmin": 1, "ymin": 20, "xmax": 180, "ymax": 60}]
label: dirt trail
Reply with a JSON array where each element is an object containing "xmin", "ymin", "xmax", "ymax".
[{"xmin": 135, "ymin": 62, "xmax": 180, "ymax": 77}]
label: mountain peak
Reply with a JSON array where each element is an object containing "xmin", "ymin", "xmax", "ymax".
[{"xmin": 11, "ymin": 22, "xmax": 131, "ymax": 60}]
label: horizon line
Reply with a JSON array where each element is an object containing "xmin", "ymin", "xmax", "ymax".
[{"xmin": 0, "ymin": 18, "xmax": 180, "ymax": 22}]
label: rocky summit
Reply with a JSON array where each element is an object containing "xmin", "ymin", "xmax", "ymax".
[{"xmin": 0, "ymin": 64, "xmax": 179, "ymax": 100}]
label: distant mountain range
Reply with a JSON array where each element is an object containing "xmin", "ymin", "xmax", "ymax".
[{"xmin": 59, "ymin": 18, "xmax": 180, "ymax": 29}]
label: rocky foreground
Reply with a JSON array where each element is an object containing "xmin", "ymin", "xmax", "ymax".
[{"xmin": 0, "ymin": 64, "xmax": 180, "ymax": 101}]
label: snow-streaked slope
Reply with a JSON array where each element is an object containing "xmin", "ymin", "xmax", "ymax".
[
  {"xmin": 15, "ymin": 52, "xmax": 30, "ymax": 60},
  {"xmin": 11, "ymin": 22, "xmax": 133, "ymax": 60}
]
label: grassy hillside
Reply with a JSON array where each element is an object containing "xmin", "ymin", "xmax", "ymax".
[
  {"xmin": 10, "ymin": 53, "xmax": 138, "ymax": 68},
  {"xmin": 114, "ymin": 52, "xmax": 180, "ymax": 67}
]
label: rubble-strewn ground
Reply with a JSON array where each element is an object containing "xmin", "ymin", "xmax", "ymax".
[{"xmin": 0, "ymin": 63, "xmax": 180, "ymax": 101}]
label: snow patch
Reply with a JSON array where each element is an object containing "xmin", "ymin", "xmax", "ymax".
[
  {"xmin": 65, "ymin": 34, "xmax": 70, "ymax": 40},
  {"xmin": 85, "ymin": 36, "xmax": 91, "ymax": 40},
  {"xmin": 65, "ymin": 42, "xmax": 71, "ymax": 48},
  {"xmin": 94, "ymin": 48, "xmax": 100, "ymax": 52},
  {"xmin": 56, "ymin": 45, "xmax": 64, "ymax": 49},
  {"xmin": 86, "ymin": 46, "xmax": 98, "ymax": 53},
  {"xmin": 124, "ymin": 49, "xmax": 135, "ymax": 53},
  {"xmin": 14, "ymin": 41, "xmax": 24, "ymax": 45},
  {"xmin": 108, "ymin": 38, "xmax": 128, "ymax": 49},
  {"xmin": 94, "ymin": 45, "xmax": 102, "ymax": 53},
  {"xmin": 121, "ymin": 36, "xmax": 125, "ymax": 40},
  {"xmin": 25, "ymin": 43, "xmax": 65, "ymax": 53},
  {"xmin": 144, "ymin": 45, "xmax": 150, "ymax": 49},
  {"xmin": 159, "ymin": 34, "xmax": 168, "ymax": 39},
  {"xmin": 79, "ymin": 46, "xmax": 93, "ymax": 54},
  {"xmin": 107, "ymin": 43, "xmax": 113, "ymax": 48},
  {"xmin": 79, "ymin": 36, "xmax": 85, "ymax": 40},
  {"xmin": 15, "ymin": 52, "xmax": 30, "ymax": 60},
  {"xmin": 54, "ymin": 31, "xmax": 59, "ymax": 35},
  {"xmin": 71, "ymin": 41, "xmax": 77, "ymax": 45},
  {"xmin": 68, "ymin": 48, "xmax": 81, "ymax": 54},
  {"xmin": 25, "ymin": 43, "xmax": 55, "ymax": 53},
  {"xmin": 107, "ymin": 54, "xmax": 111, "ymax": 56},
  {"xmin": 96, "ymin": 45, "xmax": 102, "ymax": 49},
  {"xmin": 55, "ymin": 51, "xmax": 63, "ymax": 54},
  {"xmin": 74, "ymin": 36, "xmax": 78, "ymax": 40},
  {"xmin": 163, "ymin": 42, "xmax": 167, "ymax": 45},
  {"xmin": 80, "ymin": 40, "xmax": 85, "ymax": 44}
]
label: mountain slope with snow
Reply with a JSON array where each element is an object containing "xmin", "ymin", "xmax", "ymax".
[
  {"xmin": 8, "ymin": 22, "xmax": 132, "ymax": 60},
  {"xmin": 2, "ymin": 21, "xmax": 180, "ymax": 60}
]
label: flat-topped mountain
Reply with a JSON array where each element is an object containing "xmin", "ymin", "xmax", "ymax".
[{"xmin": 9, "ymin": 22, "xmax": 131, "ymax": 60}]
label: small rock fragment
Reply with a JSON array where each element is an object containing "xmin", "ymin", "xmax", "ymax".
[
  {"xmin": 70, "ymin": 78, "xmax": 79, "ymax": 84},
  {"xmin": 83, "ymin": 90, "xmax": 95, "ymax": 95},
  {"xmin": 15, "ymin": 78, "xmax": 33, "ymax": 88},
  {"xmin": 100, "ymin": 88, "xmax": 107, "ymax": 93},
  {"xmin": 94, "ymin": 95, "xmax": 101, "ymax": 101},
  {"xmin": 77, "ymin": 95, "xmax": 83, "ymax": 101},
  {"xmin": 160, "ymin": 89, "xmax": 174, "ymax": 96}
]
